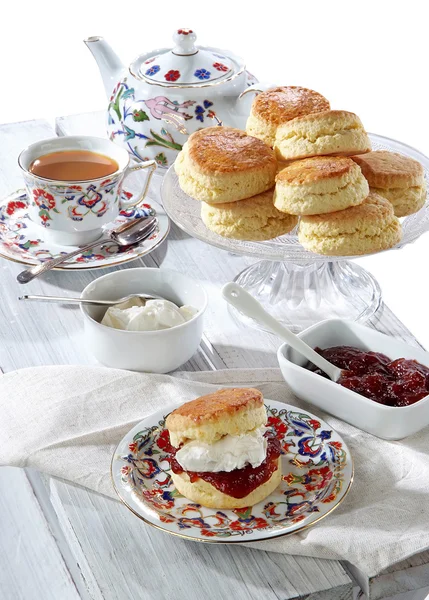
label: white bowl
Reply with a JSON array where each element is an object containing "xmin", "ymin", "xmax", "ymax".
[
  {"xmin": 277, "ymin": 319, "xmax": 429, "ymax": 440},
  {"xmin": 80, "ymin": 268, "xmax": 207, "ymax": 373}
]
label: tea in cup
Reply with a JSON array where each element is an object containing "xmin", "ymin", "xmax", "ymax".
[{"xmin": 18, "ymin": 136, "xmax": 156, "ymax": 245}]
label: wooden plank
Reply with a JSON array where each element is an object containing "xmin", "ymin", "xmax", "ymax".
[
  {"xmin": 346, "ymin": 551, "xmax": 429, "ymax": 600},
  {"xmin": 381, "ymin": 589, "xmax": 429, "ymax": 600},
  {"xmin": 0, "ymin": 467, "xmax": 80, "ymax": 600},
  {"xmin": 49, "ymin": 478, "xmax": 353, "ymax": 600}
]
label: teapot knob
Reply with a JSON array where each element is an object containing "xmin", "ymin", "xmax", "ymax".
[{"xmin": 172, "ymin": 29, "xmax": 197, "ymax": 56}]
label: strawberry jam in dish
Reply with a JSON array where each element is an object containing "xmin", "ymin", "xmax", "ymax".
[
  {"xmin": 170, "ymin": 434, "xmax": 281, "ymax": 499},
  {"xmin": 309, "ymin": 345, "xmax": 429, "ymax": 406}
]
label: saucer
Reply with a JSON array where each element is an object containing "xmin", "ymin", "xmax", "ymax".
[
  {"xmin": 0, "ymin": 189, "xmax": 170, "ymax": 270},
  {"xmin": 111, "ymin": 399, "xmax": 353, "ymax": 543}
]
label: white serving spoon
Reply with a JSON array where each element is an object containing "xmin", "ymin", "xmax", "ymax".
[{"xmin": 222, "ymin": 282, "xmax": 342, "ymax": 382}]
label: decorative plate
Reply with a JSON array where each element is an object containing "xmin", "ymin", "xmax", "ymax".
[
  {"xmin": 111, "ymin": 400, "xmax": 353, "ymax": 543},
  {"xmin": 0, "ymin": 189, "xmax": 170, "ymax": 270},
  {"xmin": 161, "ymin": 133, "xmax": 429, "ymax": 263}
]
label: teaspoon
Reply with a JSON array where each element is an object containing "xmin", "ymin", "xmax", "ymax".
[
  {"xmin": 17, "ymin": 216, "xmax": 158, "ymax": 285},
  {"xmin": 222, "ymin": 282, "xmax": 343, "ymax": 382},
  {"xmin": 18, "ymin": 293, "xmax": 164, "ymax": 307}
]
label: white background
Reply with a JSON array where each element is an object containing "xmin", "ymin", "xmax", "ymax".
[{"xmin": 1, "ymin": 0, "xmax": 429, "ymax": 345}]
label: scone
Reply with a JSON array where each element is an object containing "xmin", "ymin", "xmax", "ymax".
[
  {"xmin": 246, "ymin": 86, "xmax": 330, "ymax": 146},
  {"xmin": 201, "ymin": 188, "xmax": 298, "ymax": 240},
  {"xmin": 275, "ymin": 156, "xmax": 369, "ymax": 215},
  {"xmin": 174, "ymin": 127, "xmax": 277, "ymax": 203},
  {"xmin": 275, "ymin": 110, "xmax": 371, "ymax": 161},
  {"xmin": 351, "ymin": 151, "xmax": 426, "ymax": 217},
  {"xmin": 298, "ymin": 192, "xmax": 402, "ymax": 256},
  {"xmin": 166, "ymin": 388, "xmax": 282, "ymax": 509}
]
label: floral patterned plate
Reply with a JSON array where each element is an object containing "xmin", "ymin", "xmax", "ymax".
[
  {"xmin": 0, "ymin": 189, "xmax": 169, "ymax": 270},
  {"xmin": 111, "ymin": 400, "xmax": 353, "ymax": 543}
]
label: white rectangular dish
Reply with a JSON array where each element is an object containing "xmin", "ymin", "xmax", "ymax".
[{"xmin": 277, "ymin": 319, "xmax": 429, "ymax": 440}]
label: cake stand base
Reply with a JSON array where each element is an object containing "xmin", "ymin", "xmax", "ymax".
[{"xmin": 230, "ymin": 260, "xmax": 382, "ymax": 333}]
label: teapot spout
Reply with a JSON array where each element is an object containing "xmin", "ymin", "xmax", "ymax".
[{"xmin": 84, "ymin": 36, "xmax": 124, "ymax": 98}]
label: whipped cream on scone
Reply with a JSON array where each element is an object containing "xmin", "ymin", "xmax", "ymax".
[{"xmin": 175, "ymin": 425, "xmax": 268, "ymax": 473}]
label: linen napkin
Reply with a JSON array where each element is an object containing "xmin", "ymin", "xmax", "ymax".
[{"xmin": 1, "ymin": 365, "xmax": 429, "ymax": 578}]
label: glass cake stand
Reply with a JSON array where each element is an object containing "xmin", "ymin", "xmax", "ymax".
[{"xmin": 161, "ymin": 133, "xmax": 429, "ymax": 332}]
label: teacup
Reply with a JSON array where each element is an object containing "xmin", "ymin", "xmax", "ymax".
[{"xmin": 18, "ymin": 136, "xmax": 156, "ymax": 245}]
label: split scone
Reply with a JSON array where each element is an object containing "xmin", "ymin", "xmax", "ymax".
[
  {"xmin": 166, "ymin": 388, "xmax": 282, "ymax": 509},
  {"xmin": 274, "ymin": 110, "xmax": 371, "ymax": 161},
  {"xmin": 174, "ymin": 127, "xmax": 277, "ymax": 204},
  {"xmin": 246, "ymin": 86, "xmax": 330, "ymax": 147},
  {"xmin": 201, "ymin": 188, "xmax": 298, "ymax": 240},
  {"xmin": 351, "ymin": 151, "xmax": 426, "ymax": 217},
  {"xmin": 298, "ymin": 192, "xmax": 402, "ymax": 256},
  {"xmin": 275, "ymin": 156, "xmax": 369, "ymax": 215}
]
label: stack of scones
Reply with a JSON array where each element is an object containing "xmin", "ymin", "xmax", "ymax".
[{"xmin": 174, "ymin": 86, "xmax": 426, "ymax": 256}]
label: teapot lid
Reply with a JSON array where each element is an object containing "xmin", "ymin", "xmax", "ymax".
[{"xmin": 138, "ymin": 29, "xmax": 243, "ymax": 86}]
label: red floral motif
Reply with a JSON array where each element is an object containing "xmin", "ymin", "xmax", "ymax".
[
  {"xmin": 32, "ymin": 189, "xmax": 55, "ymax": 209},
  {"xmin": 282, "ymin": 440, "xmax": 295, "ymax": 453},
  {"xmin": 230, "ymin": 517, "xmax": 268, "ymax": 531},
  {"xmin": 291, "ymin": 514, "xmax": 306, "ymax": 524},
  {"xmin": 69, "ymin": 185, "xmax": 83, "ymax": 191},
  {"xmin": 177, "ymin": 29, "xmax": 193, "ymax": 35},
  {"xmin": 304, "ymin": 466, "xmax": 333, "ymax": 492},
  {"xmin": 267, "ymin": 416, "xmax": 288, "ymax": 439},
  {"xmin": 283, "ymin": 472, "xmax": 298, "ymax": 486},
  {"xmin": 121, "ymin": 465, "xmax": 131, "ymax": 475},
  {"xmin": 322, "ymin": 492, "xmax": 337, "ymax": 504},
  {"xmin": 213, "ymin": 62, "xmax": 228, "ymax": 72},
  {"xmin": 142, "ymin": 488, "xmax": 174, "ymax": 510},
  {"xmin": 201, "ymin": 529, "xmax": 217, "ymax": 537},
  {"xmin": 207, "ymin": 110, "xmax": 216, "ymax": 119},
  {"xmin": 159, "ymin": 514, "xmax": 174, "ymax": 523},
  {"xmin": 122, "ymin": 191, "xmax": 133, "ymax": 200},
  {"xmin": 157, "ymin": 429, "xmax": 174, "ymax": 453},
  {"xmin": 129, "ymin": 441, "xmax": 138, "ymax": 453},
  {"xmin": 100, "ymin": 179, "xmax": 112, "ymax": 187},
  {"xmin": 329, "ymin": 441, "xmax": 342, "ymax": 450},
  {"xmin": 75, "ymin": 253, "xmax": 105, "ymax": 263},
  {"xmin": 164, "ymin": 70, "xmax": 181, "ymax": 82},
  {"xmin": 309, "ymin": 419, "xmax": 321, "ymax": 429},
  {"xmin": 6, "ymin": 200, "xmax": 26, "ymax": 215}
]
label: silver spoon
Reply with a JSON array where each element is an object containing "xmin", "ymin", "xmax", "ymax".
[
  {"xmin": 18, "ymin": 293, "xmax": 164, "ymax": 307},
  {"xmin": 222, "ymin": 282, "xmax": 343, "ymax": 382},
  {"xmin": 17, "ymin": 216, "xmax": 158, "ymax": 285}
]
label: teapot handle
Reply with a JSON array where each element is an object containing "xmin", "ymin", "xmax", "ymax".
[{"xmin": 237, "ymin": 82, "xmax": 277, "ymax": 101}]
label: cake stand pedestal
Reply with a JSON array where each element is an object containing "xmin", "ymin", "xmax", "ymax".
[{"xmin": 231, "ymin": 260, "xmax": 381, "ymax": 332}]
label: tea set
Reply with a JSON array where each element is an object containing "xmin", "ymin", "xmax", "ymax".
[{"xmin": 0, "ymin": 29, "xmax": 268, "ymax": 272}]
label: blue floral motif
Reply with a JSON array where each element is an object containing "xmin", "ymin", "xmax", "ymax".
[
  {"xmin": 194, "ymin": 68, "xmax": 211, "ymax": 80},
  {"xmin": 195, "ymin": 100, "xmax": 215, "ymax": 122},
  {"xmin": 77, "ymin": 186, "xmax": 103, "ymax": 209},
  {"xmin": 195, "ymin": 105, "xmax": 205, "ymax": 122},
  {"xmin": 145, "ymin": 65, "xmax": 160, "ymax": 76}
]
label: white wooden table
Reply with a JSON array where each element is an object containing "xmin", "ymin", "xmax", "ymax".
[{"xmin": 1, "ymin": 114, "xmax": 429, "ymax": 600}]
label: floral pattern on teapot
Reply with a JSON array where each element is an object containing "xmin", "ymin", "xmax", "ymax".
[{"xmin": 107, "ymin": 77, "xmax": 223, "ymax": 169}]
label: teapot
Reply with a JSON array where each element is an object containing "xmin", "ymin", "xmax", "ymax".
[{"xmin": 85, "ymin": 29, "xmax": 261, "ymax": 171}]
